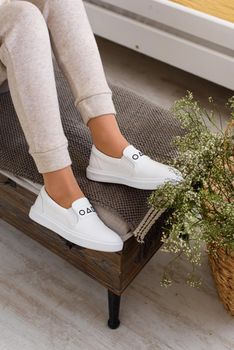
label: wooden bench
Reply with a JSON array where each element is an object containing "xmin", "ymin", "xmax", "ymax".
[{"xmin": 0, "ymin": 60, "xmax": 183, "ymax": 329}]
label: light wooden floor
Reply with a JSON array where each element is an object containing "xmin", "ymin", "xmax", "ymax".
[
  {"xmin": 171, "ymin": 0, "xmax": 234, "ymax": 23},
  {"xmin": 0, "ymin": 38, "xmax": 233, "ymax": 349}
]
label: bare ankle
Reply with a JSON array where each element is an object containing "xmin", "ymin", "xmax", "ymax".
[
  {"xmin": 94, "ymin": 138, "xmax": 129, "ymax": 158},
  {"xmin": 87, "ymin": 114, "xmax": 129, "ymax": 157},
  {"xmin": 45, "ymin": 186, "xmax": 84, "ymax": 209},
  {"xmin": 42, "ymin": 166, "xmax": 85, "ymax": 209}
]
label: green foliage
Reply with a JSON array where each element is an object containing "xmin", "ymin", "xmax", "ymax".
[{"xmin": 148, "ymin": 92, "xmax": 234, "ymax": 287}]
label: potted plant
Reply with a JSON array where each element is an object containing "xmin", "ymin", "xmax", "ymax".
[{"xmin": 147, "ymin": 91, "xmax": 234, "ymax": 314}]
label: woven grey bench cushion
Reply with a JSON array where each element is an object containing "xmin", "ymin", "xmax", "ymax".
[{"xmin": 0, "ymin": 60, "xmax": 184, "ymax": 241}]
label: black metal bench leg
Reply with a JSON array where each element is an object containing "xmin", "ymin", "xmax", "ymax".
[{"xmin": 107, "ymin": 289, "xmax": 121, "ymax": 329}]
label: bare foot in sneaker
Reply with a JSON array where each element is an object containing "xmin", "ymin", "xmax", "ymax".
[
  {"xmin": 29, "ymin": 183, "xmax": 123, "ymax": 252},
  {"xmin": 29, "ymin": 164, "xmax": 123, "ymax": 252},
  {"xmin": 87, "ymin": 114, "xmax": 183, "ymax": 189}
]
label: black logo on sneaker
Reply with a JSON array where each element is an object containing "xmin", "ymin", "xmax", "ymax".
[
  {"xmin": 132, "ymin": 151, "xmax": 144, "ymax": 160},
  {"xmin": 79, "ymin": 206, "xmax": 95, "ymax": 216}
]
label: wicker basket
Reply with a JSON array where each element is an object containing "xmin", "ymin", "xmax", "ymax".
[
  {"xmin": 208, "ymin": 246, "xmax": 234, "ymax": 315},
  {"xmin": 204, "ymin": 120, "xmax": 234, "ymax": 315}
]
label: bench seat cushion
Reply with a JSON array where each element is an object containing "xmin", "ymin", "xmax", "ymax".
[{"xmin": 0, "ymin": 59, "xmax": 185, "ymax": 242}]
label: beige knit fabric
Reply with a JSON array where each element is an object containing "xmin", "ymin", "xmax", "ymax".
[
  {"xmin": 0, "ymin": 0, "xmax": 10, "ymax": 6},
  {"xmin": 0, "ymin": 1, "xmax": 7, "ymax": 5},
  {"xmin": 0, "ymin": 0, "xmax": 117, "ymax": 173}
]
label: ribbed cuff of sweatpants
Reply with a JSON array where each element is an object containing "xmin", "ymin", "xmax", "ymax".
[
  {"xmin": 75, "ymin": 92, "xmax": 117, "ymax": 126},
  {"xmin": 30, "ymin": 142, "xmax": 72, "ymax": 174}
]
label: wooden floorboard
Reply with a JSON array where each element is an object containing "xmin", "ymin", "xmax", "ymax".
[{"xmin": 171, "ymin": 0, "xmax": 234, "ymax": 22}]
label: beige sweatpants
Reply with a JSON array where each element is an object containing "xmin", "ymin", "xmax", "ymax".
[{"xmin": 0, "ymin": 0, "xmax": 117, "ymax": 173}]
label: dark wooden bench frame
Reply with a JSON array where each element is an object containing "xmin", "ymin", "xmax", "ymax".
[{"xmin": 0, "ymin": 173, "xmax": 171, "ymax": 329}]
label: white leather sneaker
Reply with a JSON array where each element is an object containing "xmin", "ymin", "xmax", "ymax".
[
  {"xmin": 29, "ymin": 185, "xmax": 123, "ymax": 252},
  {"xmin": 86, "ymin": 144, "xmax": 183, "ymax": 190}
]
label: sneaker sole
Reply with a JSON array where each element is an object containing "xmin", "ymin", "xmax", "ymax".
[
  {"xmin": 86, "ymin": 166, "xmax": 181, "ymax": 190},
  {"xmin": 29, "ymin": 206, "xmax": 123, "ymax": 252}
]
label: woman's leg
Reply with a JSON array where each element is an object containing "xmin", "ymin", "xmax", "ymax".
[
  {"xmin": 0, "ymin": 1, "xmax": 85, "ymax": 208},
  {"xmin": 27, "ymin": 0, "xmax": 129, "ymax": 158}
]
